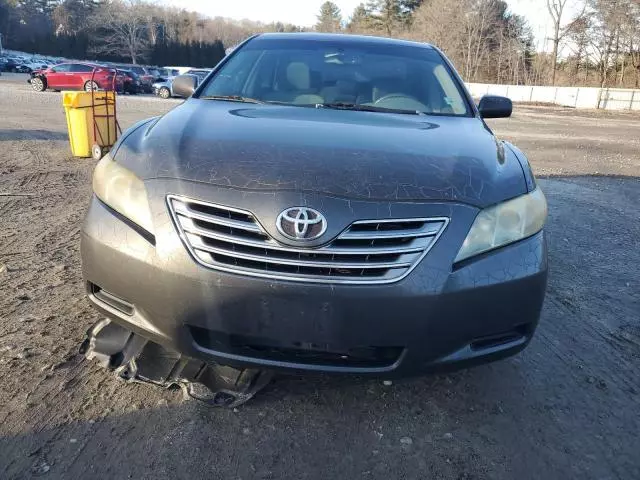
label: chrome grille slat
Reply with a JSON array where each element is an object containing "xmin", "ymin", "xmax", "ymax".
[
  {"xmin": 179, "ymin": 218, "xmax": 427, "ymax": 255},
  {"xmin": 189, "ymin": 240, "xmax": 414, "ymax": 270},
  {"xmin": 168, "ymin": 195, "xmax": 449, "ymax": 285},
  {"xmin": 339, "ymin": 225, "xmax": 442, "ymax": 240},
  {"xmin": 173, "ymin": 202, "xmax": 264, "ymax": 234}
]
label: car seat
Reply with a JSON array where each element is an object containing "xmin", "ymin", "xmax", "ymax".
[{"xmin": 264, "ymin": 62, "xmax": 323, "ymax": 104}]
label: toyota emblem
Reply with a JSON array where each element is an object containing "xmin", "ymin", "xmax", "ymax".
[{"xmin": 276, "ymin": 207, "xmax": 327, "ymax": 241}]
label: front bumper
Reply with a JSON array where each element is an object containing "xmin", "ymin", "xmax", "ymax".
[{"xmin": 81, "ymin": 185, "xmax": 548, "ymax": 377}]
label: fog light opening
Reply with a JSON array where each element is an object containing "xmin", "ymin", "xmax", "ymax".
[
  {"xmin": 470, "ymin": 325, "xmax": 531, "ymax": 351},
  {"xmin": 90, "ymin": 283, "xmax": 134, "ymax": 316}
]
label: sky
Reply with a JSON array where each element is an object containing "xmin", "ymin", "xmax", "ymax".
[{"xmin": 165, "ymin": 0, "xmax": 583, "ymax": 52}]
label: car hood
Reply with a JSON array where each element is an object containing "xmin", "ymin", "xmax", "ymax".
[{"xmin": 115, "ymin": 100, "xmax": 528, "ymax": 208}]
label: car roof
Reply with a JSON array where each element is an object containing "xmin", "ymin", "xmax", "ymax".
[{"xmin": 254, "ymin": 32, "xmax": 434, "ymax": 50}]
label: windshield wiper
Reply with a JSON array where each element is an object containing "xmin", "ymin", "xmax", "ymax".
[
  {"xmin": 200, "ymin": 95, "xmax": 264, "ymax": 104},
  {"xmin": 316, "ymin": 102, "xmax": 423, "ymax": 115}
]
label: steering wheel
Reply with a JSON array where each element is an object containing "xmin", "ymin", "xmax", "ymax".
[{"xmin": 373, "ymin": 94, "xmax": 427, "ymax": 111}]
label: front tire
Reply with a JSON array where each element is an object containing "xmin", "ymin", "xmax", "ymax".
[
  {"xmin": 159, "ymin": 87, "xmax": 171, "ymax": 99},
  {"xmin": 31, "ymin": 77, "xmax": 46, "ymax": 92},
  {"xmin": 84, "ymin": 81, "xmax": 99, "ymax": 92}
]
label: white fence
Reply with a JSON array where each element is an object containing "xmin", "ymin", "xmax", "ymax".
[{"xmin": 466, "ymin": 83, "xmax": 640, "ymax": 111}]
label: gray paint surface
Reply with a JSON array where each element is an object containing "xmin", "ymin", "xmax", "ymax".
[{"xmin": 115, "ymin": 100, "xmax": 528, "ymax": 208}]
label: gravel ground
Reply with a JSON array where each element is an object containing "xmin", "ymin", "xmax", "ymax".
[{"xmin": 1, "ymin": 73, "xmax": 639, "ymax": 479}]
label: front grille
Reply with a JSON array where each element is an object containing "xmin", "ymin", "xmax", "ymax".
[{"xmin": 167, "ymin": 195, "xmax": 448, "ymax": 284}]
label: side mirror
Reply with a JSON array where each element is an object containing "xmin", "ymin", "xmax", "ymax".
[
  {"xmin": 172, "ymin": 74, "xmax": 198, "ymax": 98},
  {"xmin": 478, "ymin": 95, "xmax": 512, "ymax": 119}
]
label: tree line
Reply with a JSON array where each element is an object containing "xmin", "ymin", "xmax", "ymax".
[
  {"xmin": 316, "ymin": 0, "xmax": 640, "ymax": 88},
  {"xmin": 1, "ymin": 0, "xmax": 639, "ymax": 87},
  {"xmin": 0, "ymin": 0, "xmax": 233, "ymax": 66}
]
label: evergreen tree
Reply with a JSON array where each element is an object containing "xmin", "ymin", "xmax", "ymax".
[
  {"xmin": 348, "ymin": 3, "xmax": 371, "ymax": 32},
  {"xmin": 315, "ymin": 1, "xmax": 342, "ymax": 33},
  {"xmin": 399, "ymin": 0, "xmax": 425, "ymax": 25},
  {"xmin": 366, "ymin": 0, "xmax": 403, "ymax": 36},
  {"xmin": 399, "ymin": 0, "xmax": 424, "ymax": 13}
]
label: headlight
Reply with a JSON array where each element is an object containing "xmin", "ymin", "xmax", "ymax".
[
  {"xmin": 455, "ymin": 188, "xmax": 547, "ymax": 263},
  {"xmin": 93, "ymin": 155, "xmax": 154, "ymax": 235}
]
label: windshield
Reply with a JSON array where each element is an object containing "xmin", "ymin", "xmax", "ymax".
[{"xmin": 199, "ymin": 38, "xmax": 470, "ymax": 116}]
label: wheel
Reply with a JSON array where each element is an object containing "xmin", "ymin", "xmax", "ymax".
[
  {"xmin": 92, "ymin": 144, "xmax": 105, "ymax": 160},
  {"xmin": 159, "ymin": 87, "xmax": 171, "ymax": 99},
  {"xmin": 84, "ymin": 80, "xmax": 99, "ymax": 92},
  {"xmin": 31, "ymin": 77, "xmax": 46, "ymax": 92}
]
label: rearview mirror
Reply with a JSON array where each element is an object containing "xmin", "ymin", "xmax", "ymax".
[
  {"xmin": 172, "ymin": 74, "xmax": 198, "ymax": 98},
  {"xmin": 478, "ymin": 95, "xmax": 512, "ymax": 119}
]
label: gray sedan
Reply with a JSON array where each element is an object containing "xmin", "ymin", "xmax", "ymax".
[{"xmin": 80, "ymin": 33, "xmax": 548, "ymax": 406}]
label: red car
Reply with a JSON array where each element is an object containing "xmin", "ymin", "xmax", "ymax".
[{"xmin": 30, "ymin": 62, "xmax": 123, "ymax": 92}]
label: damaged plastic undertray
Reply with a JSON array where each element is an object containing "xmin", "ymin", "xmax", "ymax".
[{"xmin": 79, "ymin": 319, "xmax": 273, "ymax": 408}]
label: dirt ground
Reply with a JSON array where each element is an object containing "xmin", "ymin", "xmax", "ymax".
[{"xmin": 1, "ymin": 72, "xmax": 639, "ymax": 479}]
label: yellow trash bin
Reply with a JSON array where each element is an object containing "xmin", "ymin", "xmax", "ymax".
[{"xmin": 62, "ymin": 91, "xmax": 118, "ymax": 159}]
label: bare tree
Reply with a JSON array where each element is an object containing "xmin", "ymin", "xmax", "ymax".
[
  {"xmin": 586, "ymin": 0, "xmax": 635, "ymax": 90},
  {"xmin": 92, "ymin": 0, "xmax": 152, "ymax": 64},
  {"xmin": 629, "ymin": 3, "xmax": 640, "ymax": 87},
  {"xmin": 546, "ymin": 0, "xmax": 571, "ymax": 85},
  {"xmin": 410, "ymin": 0, "xmax": 533, "ymax": 84},
  {"xmin": 410, "ymin": 0, "xmax": 468, "ymax": 68},
  {"xmin": 565, "ymin": 13, "xmax": 593, "ymax": 83}
]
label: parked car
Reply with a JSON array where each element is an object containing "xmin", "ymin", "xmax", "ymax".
[
  {"xmin": 119, "ymin": 69, "xmax": 142, "ymax": 94},
  {"xmin": 153, "ymin": 70, "xmax": 209, "ymax": 99},
  {"xmin": 30, "ymin": 63, "xmax": 122, "ymax": 92},
  {"xmin": 152, "ymin": 79, "xmax": 173, "ymax": 99},
  {"xmin": 81, "ymin": 33, "xmax": 548, "ymax": 405},
  {"xmin": 1, "ymin": 58, "xmax": 17, "ymax": 71},
  {"xmin": 156, "ymin": 68, "xmax": 180, "ymax": 81},
  {"xmin": 163, "ymin": 66, "xmax": 195, "ymax": 75},
  {"xmin": 147, "ymin": 67, "xmax": 166, "ymax": 82},
  {"xmin": 15, "ymin": 62, "xmax": 46, "ymax": 73},
  {"xmin": 119, "ymin": 65, "xmax": 154, "ymax": 92}
]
